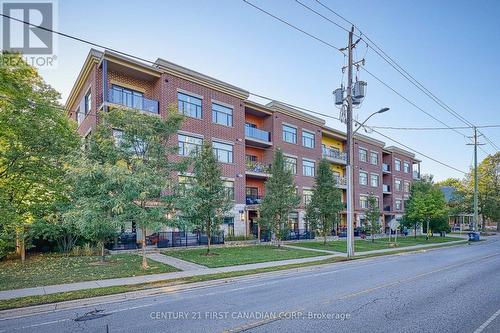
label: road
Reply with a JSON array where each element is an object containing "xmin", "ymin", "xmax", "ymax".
[{"xmin": 1, "ymin": 237, "xmax": 499, "ymax": 333}]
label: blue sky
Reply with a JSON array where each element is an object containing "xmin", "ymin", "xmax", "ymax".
[{"xmin": 37, "ymin": 0, "xmax": 499, "ymax": 181}]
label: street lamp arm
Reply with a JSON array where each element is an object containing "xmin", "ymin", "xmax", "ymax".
[{"xmin": 352, "ymin": 107, "xmax": 390, "ymax": 136}]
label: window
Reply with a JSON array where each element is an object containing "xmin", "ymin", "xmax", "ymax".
[
  {"xmin": 285, "ymin": 156, "xmax": 297, "ymax": 175},
  {"xmin": 302, "ymin": 130, "xmax": 315, "ymax": 148},
  {"xmin": 395, "ymin": 179, "xmax": 402, "ymax": 191},
  {"xmin": 404, "ymin": 181, "xmax": 410, "ymax": 193},
  {"xmin": 403, "ymin": 161, "xmax": 410, "ymax": 173},
  {"xmin": 178, "ymin": 134, "xmax": 202, "ymax": 156},
  {"xmin": 213, "ymin": 141, "xmax": 233, "ymax": 163},
  {"xmin": 246, "ymin": 154, "xmax": 257, "ymax": 163},
  {"xmin": 370, "ymin": 152, "xmax": 378, "ymax": 165},
  {"xmin": 303, "ymin": 189, "xmax": 313, "ymax": 205},
  {"xmin": 359, "ymin": 171, "xmax": 368, "ymax": 186},
  {"xmin": 111, "ymin": 85, "xmax": 144, "ymax": 110},
  {"xmin": 76, "ymin": 107, "xmax": 84, "ymax": 126},
  {"xmin": 360, "ymin": 195, "xmax": 368, "ymax": 209},
  {"xmin": 359, "ymin": 148, "xmax": 368, "ymax": 162},
  {"xmin": 224, "ymin": 217, "xmax": 235, "ymax": 236},
  {"xmin": 395, "ymin": 199, "xmax": 402, "ymax": 211},
  {"xmin": 178, "ymin": 92, "xmax": 202, "ymax": 119},
  {"xmin": 85, "ymin": 89, "xmax": 92, "ymax": 114},
  {"xmin": 224, "ymin": 181, "xmax": 235, "ymax": 201},
  {"xmin": 282, "ymin": 124, "xmax": 297, "ymax": 144},
  {"xmin": 303, "ymin": 159, "xmax": 315, "ymax": 177},
  {"xmin": 370, "ymin": 174, "xmax": 379, "ymax": 187},
  {"xmin": 212, "ymin": 103, "xmax": 233, "ymax": 127},
  {"xmin": 288, "ymin": 212, "xmax": 299, "ymax": 231},
  {"xmin": 178, "ymin": 175, "xmax": 194, "ymax": 194},
  {"xmin": 395, "ymin": 159, "xmax": 401, "ymax": 171},
  {"xmin": 246, "ymin": 187, "xmax": 259, "ymax": 197},
  {"xmin": 112, "ymin": 129, "xmax": 124, "ymax": 147}
]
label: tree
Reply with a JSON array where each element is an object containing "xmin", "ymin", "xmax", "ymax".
[
  {"xmin": 79, "ymin": 106, "xmax": 184, "ymax": 268},
  {"xmin": 366, "ymin": 193, "xmax": 381, "ymax": 242},
  {"xmin": 305, "ymin": 159, "xmax": 342, "ymax": 244},
  {"xmin": 0, "ymin": 52, "xmax": 79, "ymax": 262},
  {"xmin": 403, "ymin": 175, "xmax": 448, "ymax": 239},
  {"xmin": 259, "ymin": 149, "xmax": 300, "ymax": 245},
  {"xmin": 177, "ymin": 142, "xmax": 232, "ymax": 255}
]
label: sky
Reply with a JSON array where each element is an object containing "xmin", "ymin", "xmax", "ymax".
[{"xmin": 33, "ymin": 0, "xmax": 499, "ymax": 181}]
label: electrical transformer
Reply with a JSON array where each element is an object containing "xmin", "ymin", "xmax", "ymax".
[{"xmin": 353, "ymin": 81, "xmax": 367, "ymax": 99}]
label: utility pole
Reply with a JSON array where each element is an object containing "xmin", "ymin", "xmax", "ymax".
[
  {"xmin": 345, "ymin": 26, "xmax": 355, "ymax": 259},
  {"xmin": 467, "ymin": 127, "xmax": 484, "ymax": 232}
]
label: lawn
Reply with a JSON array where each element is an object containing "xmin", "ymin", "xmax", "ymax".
[
  {"xmin": 164, "ymin": 245, "xmax": 328, "ymax": 268},
  {"xmin": 293, "ymin": 236, "xmax": 464, "ymax": 253},
  {"xmin": 0, "ymin": 253, "xmax": 179, "ymax": 291}
]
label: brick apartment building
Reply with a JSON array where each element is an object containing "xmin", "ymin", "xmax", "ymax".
[{"xmin": 66, "ymin": 49, "xmax": 421, "ymax": 239}]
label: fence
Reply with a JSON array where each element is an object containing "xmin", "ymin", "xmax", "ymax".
[
  {"xmin": 156, "ymin": 231, "xmax": 225, "ymax": 248},
  {"xmin": 258, "ymin": 229, "xmax": 315, "ymax": 242}
]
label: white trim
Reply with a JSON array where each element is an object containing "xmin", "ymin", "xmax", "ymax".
[
  {"xmin": 212, "ymin": 138, "xmax": 235, "ymax": 146},
  {"xmin": 282, "ymin": 122, "xmax": 298, "ymax": 129},
  {"xmin": 302, "ymin": 128, "xmax": 315, "ymax": 135},
  {"xmin": 177, "ymin": 88, "xmax": 203, "ymax": 100},
  {"xmin": 302, "ymin": 157, "xmax": 316, "ymax": 163},
  {"xmin": 221, "ymin": 176, "xmax": 235, "ymax": 181},
  {"xmin": 211, "ymin": 99, "xmax": 234, "ymax": 110},
  {"xmin": 177, "ymin": 130, "xmax": 204, "ymax": 139},
  {"xmin": 284, "ymin": 153, "xmax": 298, "ymax": 159}
]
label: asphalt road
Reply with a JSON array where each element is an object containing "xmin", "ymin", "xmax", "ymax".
[{"xmin": 1, "ymin": 237, "xmax": 499, "ymax": 333}]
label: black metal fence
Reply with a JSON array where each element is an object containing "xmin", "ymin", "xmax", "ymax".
[
  {"xmin": 156, "ymin": 231, "xmax": 225, "ymax": 248},
  {"xmin": 259, "ymin": 229, "xmax": 315, "ymax": 242}
]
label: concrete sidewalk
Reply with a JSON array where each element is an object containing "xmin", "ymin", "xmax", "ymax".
[
  {"xmin": 146, "ymin": 253, "xmax": 208, "ymax": 271},
  {"xmin": 0, "ymin": 239, "xmax": 467, "ymax": 301}
]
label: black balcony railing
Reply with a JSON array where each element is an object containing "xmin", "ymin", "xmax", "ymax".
[
  {"xmin": 154, "ymin": 231, "xmax": 224, "ymax": 248},
  {"xmin": 245, "ymin": 125, "xmax": 271, "ymax": 142},
  {"xmin": 246, "ymin": 195, "xmax": 263, "ymax": 205},
  {"xmin": 384, "ymin": 205, "xmax": 391, "ymax": 212},
  {"xmin": 322, "ymin": 147, "xmax": 347, "ymax": 162},
  {"xmin": 259, "ymin": 229, "xmax": 315, "ymax": 242},
  {"xmin": 246, "ymin": 161, "xmax": 271, "ymax": 174},
  {"xmin": 108, "ymin": 87, "xmax": 159, "ymax": 114}
]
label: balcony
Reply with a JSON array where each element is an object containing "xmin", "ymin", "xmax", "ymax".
[
  {"xmin": 108, "ymin": 87, "xmax": 159, "ymax": 114},
  {"xmin": 384, "ymin": 205, "xmax": 391, "ymax": 212},
  {"xmin": 413, "ymin": 171, "xmax": 420, "ymax": 180},
  {"xmin": 245, "ymin": 125, "xmax": 272, "ymax": 147},
  {"xmin": 245, "ymin": 161, "xmax": 271, "ymax": 178},
  {"xmin": 246, "ymin": 195, "xmax": 263, "ymax": 205},
  {"xmin": 322, "ymin": 147, "xmax": 347, "ymax": 165},
  {"xmin": 382, "ymin": 163, "xmax": 391, "ymax": 173},
  {"xmin": 334, "ymin": 175, "xmax": 347, "ymax": 189},
  {"xmin": 383, "ymin": 184, "xmax": 391, "ymax": 194}
]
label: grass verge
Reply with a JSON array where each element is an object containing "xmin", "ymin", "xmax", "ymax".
[
  {"xmin": 0, "ymin": 254, "xmax": 179, "ymax": 291},
  {"xmin": 292, "ymin": 236, "xmax": 462, "ymax": 253},
  {"xmin": 0, "ymin": 240, "xmax": 467, "ymax": 312},
  {"xmin": 163, "ymin": 245, "xmax": 328, "ymax": 268}
]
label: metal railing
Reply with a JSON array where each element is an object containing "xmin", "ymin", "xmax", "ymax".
[
  {"xmin": 334, "ymin": 175, "xmax": 347, "ymax": 187},
  {"xmin": 155, "ymin": 231, "xmax": 224, "ymax": 248},
  {"xmin": 246, "ymin": 160, "xmax": 271, "ymax": 174},
  {"xmin": 384, "ymin": 205, "xmax": 391, "ymax": 212},
  {"xmin": 382, "ymin": 163, "xmax": 391, "ymax": 172},
  {"xmin": 322, "ymin": 147, "xmax": 347, "ymax": 162},
  {"xmin": 245, "ymin": 125, "xmax": 271, "ymax": 142},
  {"xmin": 383, "ymin": 184, "xmax": 391, "ymax": 193},
  {"xmin": 108, "ymin": 87, "xmax": 159, "ymax": 114},
  {"xmin": 246, "ymin": 195, "xmax": 263, "ymax": 205},
  {"xmin": 259, "ymin": 229, "xmax": 315, "ymax": 242}
]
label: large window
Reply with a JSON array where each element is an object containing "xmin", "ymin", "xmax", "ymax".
[
  {"xmin": 404, "ymin": 181, "xmax": 410, "ymax": 193},
  {"xmin": 289, "ymin": 212, "xmax": 299, "ymax": 231},
  {"xmin": 111, "ymin": 85, "xmax": 143, "ymax": 109},
  {"xmin": 403, "ymin": 161, "xmax": 410, "ymax": 173},
  {"xmin": 112, "ymin": 129, "xmax": 145, "ymax": 154},
  {"xmin": 178, "ymin": 134, "xmax": 202, "ymax": 156},
  {"xmin": 85, "ymin": 89, "xmax": 92, "ymax": 114},
  {"xmin": 395, "ymin": 179, "xmax": 402, "ymax": 191},
  {"xmin": 302, "ymin": 130, "xmax": 315, "ymax": 148},
  {"xmin": 213, "ymin": 141, "xmax": 233, "ymax": 163},
  {"xmin": 284, "ymin": 156, "xmax": 297, "ymax": 175},
  {"xmin": 76, "ymin": 107, "xmax": 83, "ymax": 126},
  {"xmin": 360, "ymin": 195, "xmax": 368, "ymax": 209},
  {"xmin": 178, "ymin": 175, "xmax": 194, "ymax": 194},
  {"xmin": 303, "ymin": 159, "xmax": 315, "ymax": 177},
  {"xmin": 370, "ymin": 174, "xmax": 379, "ymax": 187},
  {"xmin": 212, "ymin": 103, "xmax": 233, "ymax": 127},
  {"xmin": 224, "ymin": 181, "xmax": 235, "ymax": 201},
  {"xmin": 178, "ymin": 92, "xmax": 202, "ymax": 119},
  {"xmin": 359, "ymin": 148, "xmax": 368, "ymax": 162},
  {"xmin": 359, "ymin": 171, "xmax": 368, "ymax": 186},
  {"xmin": 282, "ymin": 124, "xmax": 297, "ymax": 144},
  {"xmin": 370, "ymin": 152, "xmax": 378, "ymax": 165},
  {"xmin": 395, "ymin": 199, "xmax": 402, "ymax": 211},
  {"xmin": 303, "ymin": 189, "xmax": 313, "ymax": 205},
  {"xmin": 395, "ymin": 159, "xmax": 401, "ymax": 171}
]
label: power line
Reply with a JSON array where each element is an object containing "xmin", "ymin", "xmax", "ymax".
[
  {"xmin": 312, "ymin": 0, "xmax": 499, "ymax": 152},
  {"xmin": 0, "ymin": 12, "xmax": 470, "ymax": 175},
  {"xmin": 368, "ymin": 125, "xmax": 500, "ymax": 130}
]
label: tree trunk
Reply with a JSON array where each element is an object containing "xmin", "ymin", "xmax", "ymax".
[
  {"xmin": 100, "ymin": 242, "xmax": 105, "ymax": 262},
  {"xmin": 414, "ymin": 224, "xmax": 417, "ymax": 239},
  {"xmin": 15, "ymin": 233, "xmax": 21, "ymax": 256},
  {"xmin": 497, "ymin": 221, "xmax": 499, "ymax": 232},
  {"xmin": 426, "ymin": 219, "xmax": 430, "ymax": 240},
  {"xmin": 20, "ymin": 238, "xmax": 26, "ymax": 264},
  {"xmin": 141, "ymin": 226, "xmax": 148, "ymax": 269},
  {"xmin": 206, "ymin": 221, "xmax": 211, "ymax": 255}
]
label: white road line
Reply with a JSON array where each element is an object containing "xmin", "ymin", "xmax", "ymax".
[{"xmin": 474, "ymin": 308, "xmax": 500, "ymax": 333}]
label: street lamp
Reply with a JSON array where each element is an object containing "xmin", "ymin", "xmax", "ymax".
[{"xmin": 346, "ymin": 107, "xmax": 390, "ymax": 259}]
